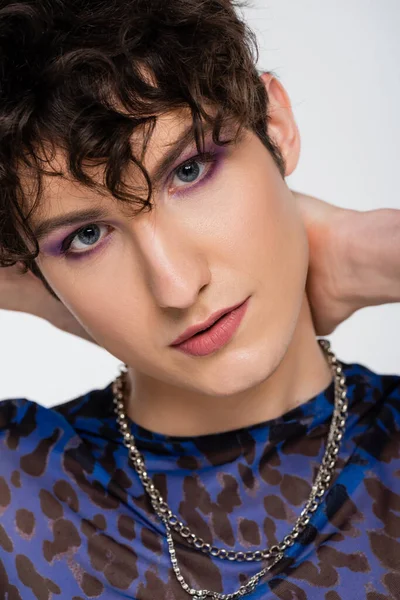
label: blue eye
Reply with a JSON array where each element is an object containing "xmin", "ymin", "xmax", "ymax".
[
  {"xmin": 61, "ymin": 223, "xmax": 109, "ymax": 255},
  {"xmin": 170, "ymin": 151, "xmax": 219, "ymax": 190},
  {"xmin": 76, "ymin": 225, "xmax": 101, "ymax": 246},
  {"xmin": 58, "ymin": 149, "xmax": 223, "ymax": 260},
  {"xmin": 174, "ymin": 160, "xmax": 202, "ymax": 183}
]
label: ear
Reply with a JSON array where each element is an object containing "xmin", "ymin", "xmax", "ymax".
[{"xmin": 259, "ymin": 72, "xmax": 301, "ymax": 176}]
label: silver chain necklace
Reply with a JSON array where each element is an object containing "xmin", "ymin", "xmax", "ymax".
[{"xmin": 112, "ymin": 339, "xmax": 348, "ymax": 599}]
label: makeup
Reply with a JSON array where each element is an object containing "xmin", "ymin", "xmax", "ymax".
[
  {"xmin": 40, "ymin": 223, "xmax": 114, "ymax": 259},
  {"xmin": 170, "ymin": 147, "xmax": 225, "ymax": 198},
  {"xmin": 39, "ymin": 142, "xmax": 229, "ymax": 259},
  {"xmin": 171, "ymin": 296, "xmax": 250, "ymax": 356}
]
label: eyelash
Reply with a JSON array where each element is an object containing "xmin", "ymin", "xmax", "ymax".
[{"xmin": 59, "ymin": 149, "xmax": 220, "ymax": 258}]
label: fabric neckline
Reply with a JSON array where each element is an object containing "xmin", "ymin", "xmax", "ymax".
[
  {"xmin": 57, "ymin": 360, "xmax": 384, "ymax": 467},
  {"xmin": 128, "ymin": 372, "xmax": 336, "ymax": 444},
  {"xmin": 94, "ymin": 363, "xmax": 362, "ymax": 463}
]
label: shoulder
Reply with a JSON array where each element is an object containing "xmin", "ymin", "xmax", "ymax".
[
  {"xmin": 0, "ymin": 379, "xmax": 115, "ymax": 433},
  {"xmin": 0, "ymin": 397, "xmax": 79, "ymax": 486},
  {"xmin": 0, "ymin": 395, "xmax": 77, "ymax": 443},
  {"xmin": 344, "ymin": 361, "xmax": 400, "ymax": 400},
  {"xmin": 344, "ymin": 361, "xmax": 400, "ymax": 423},
  {"xmin": 0, "ymin": 381, "xmax": 116, "ymax": 474},
  {"xmin": 343, "ymin": 361, "xmax": 400, "ymax": 462}
]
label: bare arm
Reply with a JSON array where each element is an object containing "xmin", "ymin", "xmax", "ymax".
[
  {"xmin": 342, "ymin": 208, "xmax": 400, "ymax": 307},
  {"xmin": 0, "ymin": 264, "xmax": 95, "ymax": 343},
  {"xmin": 295, "ymin": 192, "xmax": 400, "ymax": 335}
]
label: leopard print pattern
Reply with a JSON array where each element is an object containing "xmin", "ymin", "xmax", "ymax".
[{"xmin": 0, "ymin": 361, "xmax": 399, "ymax": 599}]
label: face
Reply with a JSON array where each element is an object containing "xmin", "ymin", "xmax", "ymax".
[{"xmin": 30, "ymin": 76, "xmax": 308, "ymax": 400}]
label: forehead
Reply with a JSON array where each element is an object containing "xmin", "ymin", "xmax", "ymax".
[
  {"xmin": 21, "ymin": 106, "xmax": 208, "ymax": 219},
  {"xmin": 22, "ymin": 103, "xmax": 242, "ymax": 226}
]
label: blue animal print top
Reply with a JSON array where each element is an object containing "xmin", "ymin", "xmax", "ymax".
[{"xmin": 0, "ymin": 360, "xmax": 399, "ymax": 600}]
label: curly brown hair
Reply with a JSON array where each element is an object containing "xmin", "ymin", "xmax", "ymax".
[{"xmin": 0, "ymin": 0, "xmax": 284, "ymax": 297}]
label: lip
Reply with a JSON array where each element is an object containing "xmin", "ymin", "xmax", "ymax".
[
  {"xmin": 170, "ymin": 295, "xmax": 251, "ymax": 345},
  {"xmin": 170, "ymin": 296, "xmax": 250, "ymax": 356}
]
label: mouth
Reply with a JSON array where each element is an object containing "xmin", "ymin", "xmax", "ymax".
[
  {"xmin": 190, "ymin": 312, "xmax": 226, "ymax": 336},
  {"xmin": 170, "ymin": 297, "xmax": 249, "ymax": 346},
  {"xmin": 170, "ymin": 296, "xmax": 251, "ymax": 356}
]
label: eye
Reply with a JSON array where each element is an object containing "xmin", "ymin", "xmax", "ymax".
[
  {"xmin": 170, "ymin": 151, "xmax": 218, "ymax": 190},
  {"xmin": 61, "ymin": 223, "xmax": 110, "ymax": 255}
]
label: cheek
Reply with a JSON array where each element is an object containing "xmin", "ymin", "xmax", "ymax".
[
  {"xmin": 215, "ymin": 156, "xmax": 307, "ymax": 285},
  {"xmin": 36, "ymin": 258, "xmax": 146, "ymax": 346},
  {"xmin": 221, "ymin": 174, "xmax": 308, "ymax": 342}
]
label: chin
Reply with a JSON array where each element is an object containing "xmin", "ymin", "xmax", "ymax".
[{"xmin": 188, "ymin": 342, "xmax": 284, "ymax": 398}]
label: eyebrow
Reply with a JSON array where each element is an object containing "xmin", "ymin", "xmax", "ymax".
[
  {"xmin": 33, "ymin": 207, "xmax": 111, "ymax": 241},
  {"xmin": 32, "ymin": 120, "xmax": 216, "ymax": 242}
]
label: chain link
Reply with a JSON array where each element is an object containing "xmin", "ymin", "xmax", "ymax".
[{"xmin": 112, "ymin": 339, "xmax": 348, "ymax": 599}]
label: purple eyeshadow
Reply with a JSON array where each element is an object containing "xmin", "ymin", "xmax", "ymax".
[
  {"xmin": 41, "ymin": 234, "xmax": 71, "ymax": 257},
  {"xmin": 172, "ymin": 145, "xmax": 226, "ymax": 198},
  {"xmin": 39, "ymin": 141, "xmax": 230, "ymax": 258}
]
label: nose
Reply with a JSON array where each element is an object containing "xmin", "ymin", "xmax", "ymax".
[{"xmin": 132, "ymin": 212, "xmax": 211, "ymax": 310}]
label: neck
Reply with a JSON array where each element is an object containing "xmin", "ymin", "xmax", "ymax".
[{"xmin": 124, "ymin": 295, "xmax": 332, "ymax": 436}]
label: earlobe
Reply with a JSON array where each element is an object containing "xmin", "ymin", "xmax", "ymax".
[{"xmin": 260, "ymin": 72, "xmax": 301, "ymax": 176}]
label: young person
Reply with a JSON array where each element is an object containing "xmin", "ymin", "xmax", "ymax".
[{"xmin": 0, "ymin": 1, "xmax": 399, "ymax": 599}]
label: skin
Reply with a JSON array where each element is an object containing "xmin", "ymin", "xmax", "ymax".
[
  {"xmin": 5, "ymin": 191, "xmax": 400, "ymax": 341},
  {"xmin": 27, "ymin": 75, "xmax": 339, "ymax": 435}
]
